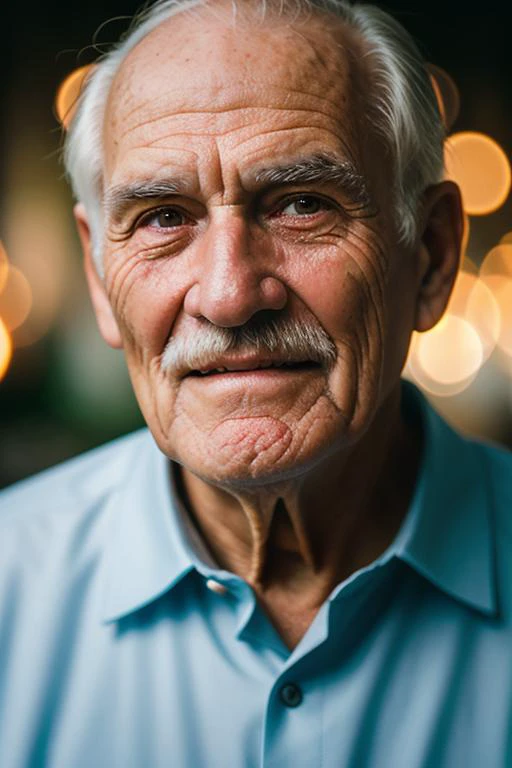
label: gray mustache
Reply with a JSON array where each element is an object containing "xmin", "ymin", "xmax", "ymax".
[{"xmin": 161, "ymin": 315, "xmax": 337, "ymax": 375}]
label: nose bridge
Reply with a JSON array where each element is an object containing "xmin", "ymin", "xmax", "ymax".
[
  {"xmin": 189, "ymin": 206, "xmax": 286, "ymax": 327},
  {"xmin": 204, "ymin": 207, "xmax": 253, "ymax": 295}
]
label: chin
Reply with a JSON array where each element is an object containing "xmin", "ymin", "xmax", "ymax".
[{"xmin": 172, "ymin": 416, "xmax": 354, "ymax": 492}]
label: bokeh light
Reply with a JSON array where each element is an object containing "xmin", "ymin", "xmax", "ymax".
[
  {"xmin": 404, "ymin": 261, "xmax": 503, "ymax": 397},
  {"xmin": 481, "ymin": 275, "xmax": 512, "ymax": 358},
  {"xmin": 465, "ymin": 278, "xmax": 501, "ymax": 361},
  {"xmin": 0, "ymin": 241, "xmax": 9, "ymax": 295},
  {"xmin": 418, "ymin": 315, "xmax": 483, "ymax": 384},
  {"xmin": 480, "ymin": 244, "xmax": 512, "ymax": 279},
  {"xmin": 4, "ymin": 196, "xmax": 75, "ymax": 347},
  {"xmin": 407, "ymin": 315, "xmax": 484, "ymax": 397},
  {"xmin": 428, "ymin": 64, "xmax": 461, "ymax": 130},
  {"xmin": 0, "ymin": 266, "xmax": 32, "ymax": 332},
  {"xmin": 0, "ymin": 317, "xmax": 13, "ymax": 380},
  {"xmin": 500, "ymin": 232, "xmax": 512, "ymax": 246},
  {"xmin": 55, "ymin": 65, "xmax": 95, "ymax": 130},
  {"xmin": 447, "ymin": 270, "xmax": 500, "ymax": 361},
  {"xmin": 445, "ymin": 132, "xmax": 511, "ymax": 215}
]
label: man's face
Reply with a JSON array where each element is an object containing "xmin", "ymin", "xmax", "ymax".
[{"xmin": 87, "ymin": 11, "xmax": 425, "ymax": 486}]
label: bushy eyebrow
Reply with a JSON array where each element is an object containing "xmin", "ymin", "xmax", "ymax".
[
  {"xmin": 104, "ymin": 154, "xmax": 376, "ymax": 221},
  {"xmin": 104, "ymin": 180, "xmax": 187, "ymax": 222},
  {"xmin": 253, "ymin": 153, "xmax": 374, "ymax": 211}
]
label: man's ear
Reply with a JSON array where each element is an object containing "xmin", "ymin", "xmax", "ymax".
[
  {"xmin": 74, "ymin": 203, "xmax": 123, "ymax": 349},
  {"xmin": 414, "ymin": 180, "xmax": 464, "ymax": 333}
]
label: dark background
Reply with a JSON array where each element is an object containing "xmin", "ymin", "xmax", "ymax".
[{"xmin": 1, "ymin": 2, "xmax": 510, "ymax": 488}]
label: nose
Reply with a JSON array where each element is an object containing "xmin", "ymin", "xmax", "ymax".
[{"xmin": 183, "ymin": 208, "xmax": 288, "ymax": 327}]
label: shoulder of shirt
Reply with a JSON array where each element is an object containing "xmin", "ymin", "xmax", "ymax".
[{"xmin": 0, "ymin": 428, "xmax": 151, "ymax": 530}]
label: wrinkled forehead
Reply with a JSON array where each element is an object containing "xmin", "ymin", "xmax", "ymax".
[{"xmin": 103, "ymin": 7, "xmax": 368, "ymax": 164}]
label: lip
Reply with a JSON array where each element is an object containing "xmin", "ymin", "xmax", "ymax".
[
  {"xmin": 182, "ymin": 363, "xmax": 323, "ymax": 392},
  {"xmin": 184, "ymin": 356, "xmax": 322, "ymax": 377}
]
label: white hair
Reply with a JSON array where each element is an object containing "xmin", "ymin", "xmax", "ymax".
[{"xmin": 63, "ymin": 0, "xmax": 445, "ymax": 272}]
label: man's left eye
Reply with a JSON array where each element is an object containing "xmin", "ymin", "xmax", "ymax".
[
  {"xmin": 279, "ymin": 196, "xmax": 331, "ymax": 216},
  {"xmin": 142, "ymin": 207, "xmax": 188, "ymax": 228}
]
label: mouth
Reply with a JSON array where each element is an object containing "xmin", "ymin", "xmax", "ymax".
[{"xmin": 186, "ymin": 360, "xmax": 322, "ymax": 377}]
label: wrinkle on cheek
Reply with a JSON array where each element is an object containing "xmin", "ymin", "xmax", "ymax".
[
  {"xmin": 152, "ymin": 379, "xmax": 173, "ymax": 440},
  {"xmin": 353, "ymin": 227, "xmax": 390, "ymax": 283},
  {"xmin": 344, "ymin": 269, "xmax": 382, "ymax": 377},
  {"xmin": 105, "ymin": 256, "xmax": 152, "ymax": 333},
  {"xmin": 324, "ymin": 335, "xmax": 362, "ymax": 423},
  {"xmin": 344, "ymin": 230, "xmax": 389, "ymax": 344},
  {"xmin": 130, "ymin": 358, "xmax": 182, "ymax": 446}
]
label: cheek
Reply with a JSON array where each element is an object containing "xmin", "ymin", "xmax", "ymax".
[
  {"xmin": 105, "ymin": 254, "xmax": 188, "ymax": 359},
  {"xmin": 278, "ymin": 231, "xmax": 391, "ymax": 425},
  {"xmin": 281, "ymin": 232, "xmax": 389, "ymax": 347}
]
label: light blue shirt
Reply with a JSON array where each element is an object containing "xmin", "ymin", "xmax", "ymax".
[{"xmin": 1, "ymin": 383, "xmax": 512, "ymax": 768}]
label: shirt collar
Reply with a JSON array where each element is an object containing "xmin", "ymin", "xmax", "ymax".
[
  {"xmin": 101, "ymin": 383, "xmax": 498, "ymax": 623},
  {"xmin": 388, "ymin": 382, "xmax": 498, "ymax": 617}
]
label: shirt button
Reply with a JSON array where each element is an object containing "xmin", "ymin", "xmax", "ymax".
[
  {"xmin": 205, "ymin": 578, "xmax": 228, "ymax": 595},
  {"xmin": 279, "ymin": 682, "xmax": 303, "ymax": 708}
]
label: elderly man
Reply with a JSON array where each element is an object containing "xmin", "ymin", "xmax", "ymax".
[{"xmin": 2, "ymin": 0, "xmax": 512, "ymax": 766}]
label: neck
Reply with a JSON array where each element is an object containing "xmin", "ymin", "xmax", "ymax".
[{"xmin": 176, "ymin": 384, "xmax": 422, "ymax": 608}]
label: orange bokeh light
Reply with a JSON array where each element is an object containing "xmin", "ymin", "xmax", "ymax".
[
  {"xmin": 481, "ymin": 275, "xmax": 512, "ymax": 358},
  {"xmin": 405, "ymin": 313, "xmax": 484, "ymax": 397},
  {"xmin": 0, "ymin": 240, "xmax": 9, "ymax": 295},
  {"xmin": 0, "ymin": 317, "xmax": 13, "ymax": 380},
  {"xmin": 5, "ymin": 198, "xmax": 72, "ymax": 347},
  {"xmin": 500, "ymin": 232, "xmax": 512, "ymax": 246},
  {"xmin": 446, "ymin": 270, "xmax": 500, "ymax": 361},
  {"xmin": 465, "ymin": 279, "xmax": 501, "ymax": 361},
  {"xmin": 428, "ymin": 64, "xmax": 460, "ymax": 131},
  {"xmin": 404, "ymin": 263, "xmax": 505, "ymax": 397},
  {"xmin": 480, "ymin": 244, "xmax": 512, "ymax": 279},
  {"xmin": 416, "ymin": 315, "xmax": 483, "ymax": 384},
  {"xmin": 55, "ymin": 65, "xmax": 95, "ymax": 130},
  {"xmin": 444, "ymin": 132, "xmax": 511, "ymax": 215},
  {"xmin": 0, "ymin": 266, "xmax": 32, "ymax": 331}
]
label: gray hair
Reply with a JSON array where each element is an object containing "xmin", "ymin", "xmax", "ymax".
[{"xmin": 63, "ymin": 0, "xmax": 445, "ymax": 272}]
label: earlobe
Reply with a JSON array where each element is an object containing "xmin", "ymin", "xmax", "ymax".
[
  {"xmin": 414, "ymin": 181, "xmax": 464, "ymax": 333},
  {"xmin": 74, "ymin": 204, "xmax": 123, "ymax": 350}
]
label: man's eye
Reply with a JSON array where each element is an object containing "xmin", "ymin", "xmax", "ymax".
[
  {"xmin": 142, "ymin": 207, "xmax": 188, "ymax": 229},
  {"xmin": 278, "ymin": 196, "xmax": 331, "ymax": 216}
]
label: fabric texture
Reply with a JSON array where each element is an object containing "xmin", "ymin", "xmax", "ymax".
[{"xmin": 1, "ymin": 383, "xmax": 511, "ymax": 768}]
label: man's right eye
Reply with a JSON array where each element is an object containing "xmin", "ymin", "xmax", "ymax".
[{"xmin": 140, "ymin": 207, "xmax": 188, "ymax": 229}]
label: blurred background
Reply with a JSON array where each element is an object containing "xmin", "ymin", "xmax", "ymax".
[{"xmin": 0, "ymin": 2, "xmax": 510, "ymax": 488}]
